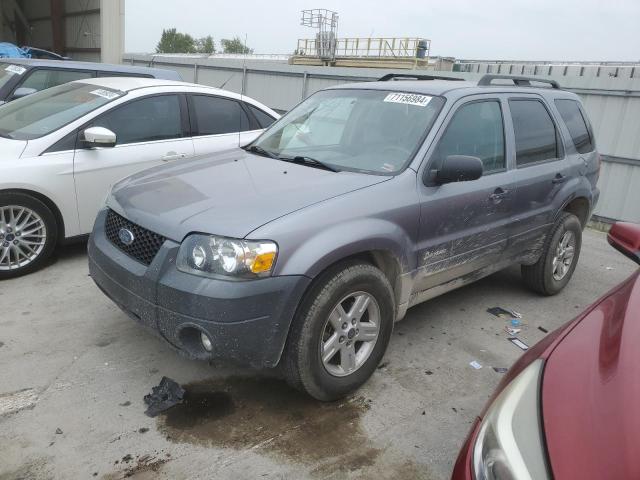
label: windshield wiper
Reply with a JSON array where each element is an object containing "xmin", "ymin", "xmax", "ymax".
[
  {"xmin": 283, "ymin": 155, "xmax": 339, "ymax": 172},
  {"xmin": 245, "ymin": 144, "xmax": 280, "ymax": 160}
]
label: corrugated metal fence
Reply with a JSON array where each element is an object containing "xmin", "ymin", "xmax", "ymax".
[{"xmin": 124, "ymin": 54, "xmax": 640, "ymax": 223}]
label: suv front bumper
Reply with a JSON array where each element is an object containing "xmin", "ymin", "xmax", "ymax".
[{"xmin": 88, "ymin": 209, "xmax": 310, "ymax": 368}]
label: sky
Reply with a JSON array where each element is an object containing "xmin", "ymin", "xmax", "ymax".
[{"xmin": 125, "ymin": 0, "xmax": 640, "ymax": 61}]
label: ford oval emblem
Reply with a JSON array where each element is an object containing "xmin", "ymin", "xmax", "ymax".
[{"xmin": 118, "ymin": 228, "xmax": 135, "ymax": 246}]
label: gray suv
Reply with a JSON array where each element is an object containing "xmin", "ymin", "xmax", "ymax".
[{"xmin": 88, "ymin": 74, "xmax": 600, "ymax": 401}]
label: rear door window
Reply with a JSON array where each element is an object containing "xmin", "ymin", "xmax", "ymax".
[
  {"xmin": 190, "ymin": 95, "xmax": 250, "ymax": 135},
  {"xmin": 554, "ymin": 99, "xmax": 594, "ymax": 154},
  {"xmin": 510, "ymin": 99, "xmax": 559, "ymax": 166}
]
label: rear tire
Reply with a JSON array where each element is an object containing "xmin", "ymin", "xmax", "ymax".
[
  {"xmin": 521, "ymin": 212, "xmax": 581, "ymax": 296},
  {"xmin": 283, "ymin": 261, "xmax": 395, "ymax": 401},
  {"xmin": 0, "ymin": 192, "xmax": 58, "ymax": 280}
]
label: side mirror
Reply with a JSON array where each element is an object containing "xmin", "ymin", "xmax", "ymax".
[
  {"xmin": 434, "ymin": 155, "xmax": 483, "ymax": 184},
  {"xmin": 82, "ymin": 127, "xmax": 116, "ymax": 148},
  {"xmin": 607, "ymin": 222, "xmax": 640, "ymax": 265},
  {"xmin": 12, "ymin": 87, "xmax": 38, "ymax": 100}
]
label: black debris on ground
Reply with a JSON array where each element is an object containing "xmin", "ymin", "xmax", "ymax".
[
  {"xmin": 487, "ymin": 307, "xmax": 522, "ymax": 318},
  {"xmin": 55, "ymin": 428, "xmax": 63, "ymax": 434},
  {"xmin": 492, "ymin": 367, "xmax": 508, "ymax": 373},
  {"xmin": 538, "ymin": 326, "xmax": 549, "ymax": 333},
  {"xmin": 143, "ymin": 377, "xmax": 185, "ymax": 418},
  {"xmin": 138, "ymin": 427, "xmax": 149, "ymax": 434},
  {"xmin": 425, "ymin": 370, "xmax": 433, "ymax": 375},
  {"xmin": 119, "ymin": 401, "xmax": 131, "ymax": 407}
]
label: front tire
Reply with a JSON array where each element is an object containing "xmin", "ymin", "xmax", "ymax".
[
  {"xmin": 521, "ymin": 212, "xmax": 582, "ymax": 295},
  {"xmin": 0, "ymin": 192, "xmax": 58, "ymax": 280},
  {"xmin": 283, "ymin": 261, "xmax": 395, "ymax": 401}
]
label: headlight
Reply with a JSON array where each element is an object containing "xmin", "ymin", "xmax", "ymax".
[
  {"xmin": 473, "ymin": 360, "xmax": 550, "ymax": 480},
  {"xmin": 177, "ymin": 234, "xmax": 277, "ymax": 279}
]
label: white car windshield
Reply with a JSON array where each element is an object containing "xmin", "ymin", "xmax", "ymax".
[
  {"xmin": 0, "ymin": 82, "xmax": 124, "ymax": 140},
  {"xmin": 251, "ymin": 88, "xmax": 445, "ymax": 174}
]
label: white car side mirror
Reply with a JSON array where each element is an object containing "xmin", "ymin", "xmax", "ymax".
[{"xmin": 83, "ymin": 127, "xmax": 116, "ymax": 148}]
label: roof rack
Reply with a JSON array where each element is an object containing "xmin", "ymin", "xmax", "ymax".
[
  {"xmin": 478, "ymin": 74, "xmax": 561, "ymax": 89},
  {"xmin": 378, "ymin": 73, "xmax": 465, "ymax": 82}
]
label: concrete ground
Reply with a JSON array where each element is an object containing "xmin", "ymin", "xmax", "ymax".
[{"xmin": 0, "ymin": 228, "xmax": 635, "ymax": 480}]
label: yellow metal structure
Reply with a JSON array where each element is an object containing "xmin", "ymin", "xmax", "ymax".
[{"xmin": 291, "ymin": 37, "xmax": 431, "ymax": 69}]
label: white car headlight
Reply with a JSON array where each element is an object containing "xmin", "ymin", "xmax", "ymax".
[
  {"xmin": 473, "ymin": 360, "xmax": 550, "ymax": 480},
  {"xmin": 177, "ymin": 234, "xmax": 277, "ymax": 279}
]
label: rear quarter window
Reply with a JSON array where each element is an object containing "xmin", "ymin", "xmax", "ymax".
[
  {"xmin": 554, "ymin": 99, "xmax": 594, "ymax": 154},
  {"xmin": 247, "ymin": 103, "xmax": 276, "ymax": 128}
]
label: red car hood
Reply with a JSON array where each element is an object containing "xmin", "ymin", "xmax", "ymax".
[{"xmin": 542, "ymin": 270, "xmax": 640, "ymax": 480}]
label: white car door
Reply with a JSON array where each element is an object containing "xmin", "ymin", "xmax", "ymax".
[
  {"xmin": 189, "ymin": 94, "xmax": 255, "ymax": 154},
  {"xmin": 73, "ymin": 93, "xmax": 194, "ymax": 233}
]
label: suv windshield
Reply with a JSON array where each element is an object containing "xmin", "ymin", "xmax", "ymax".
[
  {"xmin": 252, "ymin": 89, "xmax": 445, "ymax": 174},
  {"xmin": 0, "ymin": 82, "xmax": 124, "ymax": 140}
]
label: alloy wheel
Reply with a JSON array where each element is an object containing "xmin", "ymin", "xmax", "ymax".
[
  {"xmin": 552, "ymin": 231, "xmax": 575, "ymax": 281},
  {"xmin": 320, "ymin": 291, "xmax": 381, "ymax": 377},
  {"xmin": 0, "ymin": 206, "xmax": 47, "ymax": 271}
]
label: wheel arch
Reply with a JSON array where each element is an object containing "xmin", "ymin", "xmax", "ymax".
[
  {"xmin": 0, "ymin": 188, "xmax": 66, "ymax": 242},
  {"xmin": 293, "ymin": 248, "xmax": 406, "ymax": 327},
  {"xmin": 561, "ymin": 196, "xmax": 591, "ymax": 228}
]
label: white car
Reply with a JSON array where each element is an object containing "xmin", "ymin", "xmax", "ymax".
[{"xmin": 0, "ymin": 77, "xmax": 279, "ymax": 278}]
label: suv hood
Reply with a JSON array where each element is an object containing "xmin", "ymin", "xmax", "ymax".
[
  {"xmin": 108, "ymin": 148, "xmax": 390, "ymax": 241},
  {"xmin": 0, "ymin": 137, "xmax": 27, "ymax": 159}
]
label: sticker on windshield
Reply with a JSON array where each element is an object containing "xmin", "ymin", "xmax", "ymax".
[
  {"xmin": 90, "ymin": 89, "xmax": 119, "ymax": 100},
  {"xmin": 5, "ymin": 65, "xmax": 26, "ymax": 75},
  {"xmin": 383, "ymin": 92, "xmax": 432, "ymax": 107}
]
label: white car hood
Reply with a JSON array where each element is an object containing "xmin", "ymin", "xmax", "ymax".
[{"xmin": 0, "ymin": 137, "xmax": 28, "ymax": 159}]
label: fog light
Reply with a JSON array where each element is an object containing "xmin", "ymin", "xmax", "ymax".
[{"xmin": 200, "ymin": 332, "xmax": 213, "ymax": 352}]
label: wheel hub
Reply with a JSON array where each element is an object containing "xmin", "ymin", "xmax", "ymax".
[
  {"xmin": 552, "ymin": 231, "xmax": 576, "ymax": 281},
  {"xmin": 0, "ymin": 205, "xmax": 47, "ymax": 271},
  {"xmin": 320, "ymin": 291, "xmax": 381, "ymax": 377}
]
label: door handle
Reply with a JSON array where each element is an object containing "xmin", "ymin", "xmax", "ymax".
[
  {"xmin": 489, "ymin": 187, "xmax": 509, "ymax": 202},
  {"xmin": 552, "ymin": 173, "xmax": 567, "ymax": 184},
  {"xmin": 161, "ymin": 152, "xmax": 187, "ymax": 162}
]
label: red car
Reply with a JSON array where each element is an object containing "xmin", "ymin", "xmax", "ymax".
[{"xmin": 451, "ymin": 222, "xmax": 640, "ymax": 480}]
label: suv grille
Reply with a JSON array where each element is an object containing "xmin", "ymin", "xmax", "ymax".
[{"xmin": 105, "ymin": 209, "xmax": 166, "ymax": 265}]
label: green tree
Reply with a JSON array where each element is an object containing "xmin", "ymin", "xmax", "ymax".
[
  {"xmin": 195, "ymin": 35, "xmax": 215, "ymax": 54},
  {"xmin": 221, "ymin": 36, "xmax": 253, "ymax": 54},
  {"xmin": 156, "ymin": 28, "xmax": 196, "ymax": 53}
]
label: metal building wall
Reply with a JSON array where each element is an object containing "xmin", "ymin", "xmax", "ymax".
[
  {"xmin": 64, "ymin": 0, "xmax": 101, "ymax": 61},
  {"xmin": 3, "ymin": 0, "xmax": 123, "ymax": 63},
  {"xmin": 126, "ymin": 54, "xmax": 640, "ymax": 223}
]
